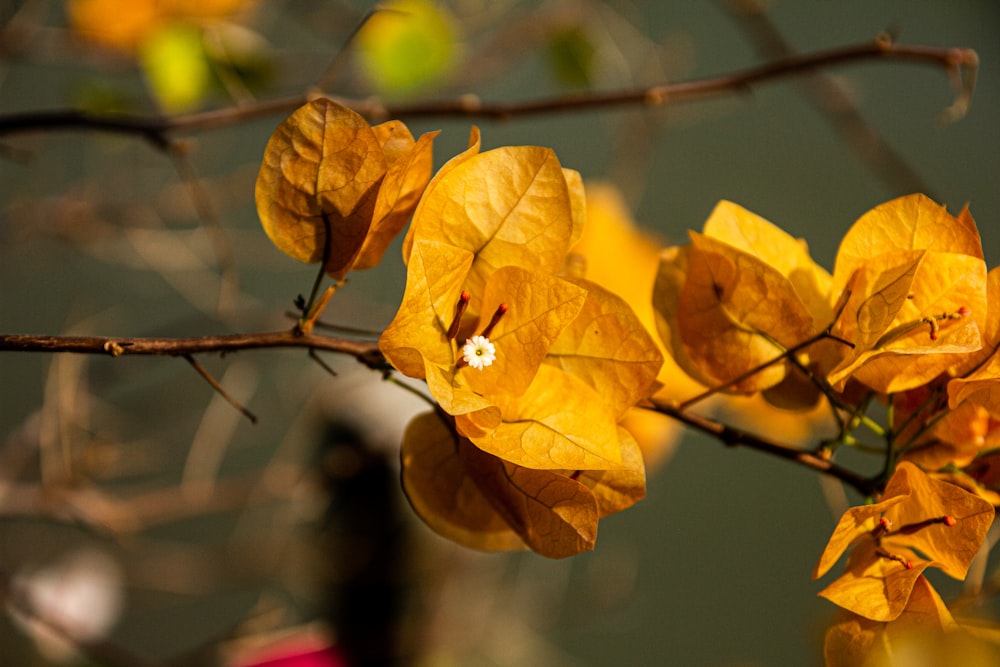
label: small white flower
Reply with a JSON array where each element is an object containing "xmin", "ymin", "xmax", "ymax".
[{"xmin": 462, "ymin": 335, "xmax": 496, "ymax": 371}]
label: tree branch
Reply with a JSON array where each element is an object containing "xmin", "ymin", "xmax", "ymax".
[
  {"xmin": 0, "ymin": 331, "xmax": 386, "ymax": 370},
  {"xmin": 648, "ymin": 399, "xmax": 877, "ymax": 497},
  {"xmin": 0, "ymin": 38, "xmax": 976, "ymax": 144}
]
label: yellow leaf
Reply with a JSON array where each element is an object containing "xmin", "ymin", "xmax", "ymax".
[
  {"xmin": 463, "ymin": 365, "xmax": 623, "ymax": 470},
  {"xmin": 255, "ymin": 98, "xmax": 386, "ymax": 277},
  {"xmin": 813, "ymin": 495, "xmax": 907, "ymax": 581},
  {"xmin": 702, "ymin": 200, "xmax": 833, "ymax": 329},
  {"xmin": 401, "ymin": 126, "xmax": 481, "ymax": 262},
  {"xmin": 948, "ymin": 267, "xmax": 1000, "ymax": 412},
  {"xmin": 255, "ymin": 99, "xmax": 437, "ymax": 278},
  {"xmin": 460, "ymin": 433, "xmax": 600, "ymax": 558},
  {"xmin": 826, "ymin": 195, "xmax": 988, "ymax": 392},
  {"xmin": 378, "ymin": 239, "xmax": 474, "ymax": 379},
  {"xmin": 881, "ymin": 462, "xmax": 994, "ymax": 580},
  {"xmin": 576, "ymin": 426, "xmax": 646, "ymax": 516},
  {"xmin": 824, "ymin": 575, "xmax": 957, "ymax": 667},
  {"xmin": 832, "ymin": 193, "xmax": 984, "ymax": 299},
  {"xmin": 352, "ymin": 123, "xmax": 439, "ymax": 270},
  {"xmin": 815, "ymin": 462, "xmax": 994, "ymax": 621},
  {"xmin": 819, "ymin": 539, "xmax": 931, "ymax": 622},
  {"xmin": 405, "ymin": 142, "xmax": 579, "ymax": 319},
  {"xmin": 675, "ymin": 231, "xmax": 816, "ymax": 391},
  {"xmin": 545, "ymin": 276, "xmax": 663, "ymax": 418},
  {"xmin": 827, "ymin": 250, "xmax": 986, "ymax": 392},
  {"xmin": 401, "ymin": 412, "xmax": 527, "ymax": 553},
  {"xmin": 463, "ymin": 266, "xmax": 587, "ymax": 399}
]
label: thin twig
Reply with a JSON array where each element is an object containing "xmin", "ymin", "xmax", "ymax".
[
  {"xmin": 312, "ymin": 7, "xmax": 402, "ymax": 94},
  {"xmin": 183, "ymin": 354, "xmax": 258, "ymax": 424},
  {"xmin": 0, "ymin": 39, "xmax": 977, "ymax": 142},
  {"xmin": 167, "ymin": 142, "xmax": 241, "ymax": 319}
]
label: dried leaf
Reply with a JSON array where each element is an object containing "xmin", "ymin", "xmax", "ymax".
[
  {"xmin": 827, "ymin": 250, "xmax": 986, "ymax": 392},
  {"xmin": 815, "ymin": 462, "xmax": 994, "ymax": 621},
  {"xmin": 352, "ymin": 124, "xmax": 439, "ymax": 270},
  {"xmin": 824, "ymin": 576, "xmax": 956, "ymax": 667},
  {"xmin": 833, "ymin": 193, "xmax": 984, "ymax": 298},
  {"xmin": 401, "ymin": 412, "xmax": 526, "ymax": 553},
  {"xmin": 379, "ymin": 239, "xmax": 474, "ymax": 379},
  {"xmin": 256, "ymin": 98, "xmax": 386, "ymax": 277},
  {"xmin": 546, "ymin": 276, "xmax": 663, "ymax": 418},
  {"xmin": 576, "ymin": 426, "xmax": 646, "ymax": 516},
  {"xmin": 404, "ymin": 141, "xmax": 579, "ymax": 318},
  {"xmin": 462, "ymin": 365, "xmax": 623, "ymax": 470},
  {"xmin": 461, "ymin": 435, "xmax": 600, "ymax": 558}
]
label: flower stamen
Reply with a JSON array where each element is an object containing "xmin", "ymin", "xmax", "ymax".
[
  {"xmin": 480, "ymin": 303, "xmax": 508, "ymax": 339},
  {"xmin": 447, "ymin": 291, "xmax": 471, "ymax": 340}
]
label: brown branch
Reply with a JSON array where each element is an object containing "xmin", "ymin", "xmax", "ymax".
[
  {"xmin": 648, "ymin": 399, "xmax": 877, "ymax": 497},
  {"xmin": 0, "ymin": 331, "xmax": 386, "ymax": 370},
  {"xmin": 0, "ymin": 38, "xmax": 976, "ymax": 143}
]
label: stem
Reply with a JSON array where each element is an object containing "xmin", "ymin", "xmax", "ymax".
[
  {"xmin": 0, "ymin": 39, "xmax": 976, "ymax": 140},
  {"xmin": 0, "ymin": 331, "xmax": 384, "ymax": 367},
  {"xmin": 648, "ymin": 399, "xmax": 877, "ymax": 496}
]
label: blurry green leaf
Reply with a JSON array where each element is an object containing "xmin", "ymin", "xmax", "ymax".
[
  {"xmin": 140, "ymin": 23, "xmax": 211, "ymax": 112},
  {"xmin": 357, "ymin": 0, "xmax": 460, "ymax": 99},
  {"xmin": 547, "ymin": 26, "xmax": 594, "ymax": 88}
]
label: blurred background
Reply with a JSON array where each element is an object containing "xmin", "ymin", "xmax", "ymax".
[{"xmin": 2, "ymin": 1, "xmax": 999, "ymax": 665}]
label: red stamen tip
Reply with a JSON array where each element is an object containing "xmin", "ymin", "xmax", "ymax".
[
  {"xmin": 944, "ymin": 515, "xmax": 957, "ymax": 527},
  {"xmin": 460, "ymin": 290, "xmax": 471, "ymax": 303},
  {"xmin": 498, "ymin": 302, "xmax": 508, "ymax": 313},
  {"xmin": 879, "ymin": 517, "xmax": 891, "ymax": 529},
  {"xmin": 930, "ymin": 331, "xmax": 939, "ymax": 341},
  {"xmin": 958, "ymin": 306, "xmax": 971, "ymax": 317},
  {"xmin": 904, "ymin": 560, "xmax": 914, "ymax": 570}
]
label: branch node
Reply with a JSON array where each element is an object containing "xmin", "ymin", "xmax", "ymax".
[{"xmin": 102, "ymin": 341, "xmax": 126, "ymax": 357}]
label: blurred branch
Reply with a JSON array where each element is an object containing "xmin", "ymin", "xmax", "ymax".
[
  {"xmin": 0, "ymin": 37, "xmax": 977, "ymax": 144},
  {"xmin": 723, "ymin": 0, "xmax": 937, "ymax": 196}
]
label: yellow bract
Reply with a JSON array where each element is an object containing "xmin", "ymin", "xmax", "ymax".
[
  {"xmin": 823, "ymin": 576, "xmax": 957, "ymax": 667},
  {"xmin": 814, "ymin": 462, "xmax": 994, "ymax": 622},
  {"xmin": 569, "ymin": 183, "xmax": 689, "ymax": 467},
  {"xmin": 380, "ymin": 134, "xmax": 661, "ymax": 556},
  {"xmin": 255, "ymin": 98, "xmax": 437, "ymax": 279},
  {"xmin": 949, "ymin": 267, "xmax": 1000, "ymax": 414},
  {"xmin": 654, "ymin": 200, "xmax": 830, "ymax": 393},
  {"xmin": 403, "ymin": 132, "xmax": 584, "ymax": 318},
  {"xmin": 827, "ymin": 195, "xmax": 987, "ymax": 393}
]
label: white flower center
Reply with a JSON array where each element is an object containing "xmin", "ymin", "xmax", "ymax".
[{"xmin": 462, "ymin": 335, "xmax": 496, "ymax": 371}]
